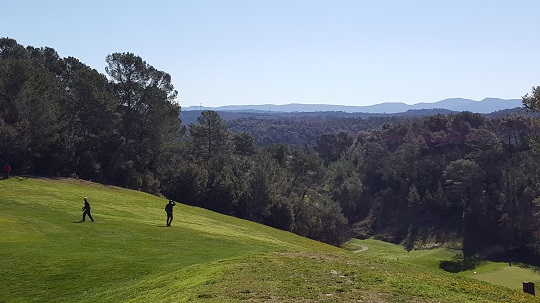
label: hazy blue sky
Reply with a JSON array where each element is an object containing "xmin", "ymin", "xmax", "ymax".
[{"xmin": 3, "ymin": 1, "xmax": 540, "ymax": 107}]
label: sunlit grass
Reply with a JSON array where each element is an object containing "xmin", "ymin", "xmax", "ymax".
[
  {"xmin": 460, "ymin": 261, "xmax": 540, "ymax": 293},
  {"xmin": 344, "ymin": 238, "xmax": 460, "ymax": 266},
  {"xmin": 346, "ymin": 238, "xmax": 540, "ymax": 296},
  {"xmin": 1, "ymin": 177, "xmax": 538, "ymax": 302}
]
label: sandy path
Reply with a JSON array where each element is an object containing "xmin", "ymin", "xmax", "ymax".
[{"xmin": 349, "ymin": 243, "xmax": 369, "ymax": 253}]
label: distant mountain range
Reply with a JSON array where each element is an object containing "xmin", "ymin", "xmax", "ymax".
[{"xmin": 184, "ymin": 98, "xmax": 522, "ymax": 114}]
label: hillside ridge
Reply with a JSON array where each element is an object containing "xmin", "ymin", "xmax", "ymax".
[{"xmin": 1, "ymin": 177, "xmax": 538, "ymax": 302}]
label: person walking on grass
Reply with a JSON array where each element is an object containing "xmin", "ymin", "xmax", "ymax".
[
  {"xmin": 82, "ymin": 197, "xmax": 94, "ymax": 222},
  {"xmin": 165, "ymin": 200, "xmax": 176, "ymax": 227}
]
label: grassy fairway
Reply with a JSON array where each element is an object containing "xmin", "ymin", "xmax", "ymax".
[
  {"xmin": 1, "ymin": 177, "xmax": 539, "ymax": 302},
  {"xmin": 346, "ymin": 238, "xmax": 540, "ymax": 296},
  {"xmin": 343, "ymin": 238, "xmax": 461, "ymax": 268},
  {"xmin": 460, "ymin": 262, "xmax": 540, "ymax": 293}
]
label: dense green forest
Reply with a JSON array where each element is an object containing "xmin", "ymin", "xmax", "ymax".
[
  {"xmin": 2, "ymin": 38, "xmax": 540, "ymax": 264},
  {"xmin": 223, "ymin": 108, "xmax": 532, "ymax": 146}
]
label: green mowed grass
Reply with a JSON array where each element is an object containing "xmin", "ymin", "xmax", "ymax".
[
  {"xmin": 1, "ymin": 177, "xmax": 539, "ymax": 302},
  {"xmin": 344, "ymin": 238, "xmax": 461, "ymax": 268},
  {"xmin": 346, "ymin": 238, "xmax": 540, "ymax": 295},
  {"xmin": 461, "ymin": 262, "xmax": 540, "ymax": 292},
  {"xmin": 0, "ymin": 177, "xmax": 335, "ymax": 302}
]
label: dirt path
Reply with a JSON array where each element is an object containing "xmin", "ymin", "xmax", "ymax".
[{"xmin": 349, "ymin": 243, "xmax": 369, "ymax": 253}]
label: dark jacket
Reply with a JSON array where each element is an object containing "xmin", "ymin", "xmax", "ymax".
[{"xmin": 165, "ymin": 202, "xmax": 175, "ymax": 213}]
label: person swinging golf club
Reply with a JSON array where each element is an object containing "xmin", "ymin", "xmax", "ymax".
[{"xmin": 165, "ymin": 200, "xmax": 176, "ymax": 227}]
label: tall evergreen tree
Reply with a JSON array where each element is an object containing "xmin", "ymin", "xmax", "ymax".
[
  {"xmin": 105, "ymin": 52, "xmax": 180, "ymax": 190},
  {"xmin": 188, "ymin": 110, "xmax": 231, "ymax": 162}
]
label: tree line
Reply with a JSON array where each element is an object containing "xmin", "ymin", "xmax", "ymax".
[
  {"xmin": 226, "ymin": 115, "xmax": 401, "ymax": 146},
  {"xmin": 0, "ymin": 38, "xmax": 181, "ymax": 194},
  {"xmin": 3, "ymin": 38, "xmax": 540, "ymax": 262}
]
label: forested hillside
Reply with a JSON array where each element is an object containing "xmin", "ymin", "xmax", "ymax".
[
  {"xmin": 224, "ymin": 108, "xmax": 533, "ymax": 146},
  {"xmin": 3, "ymin": 38, "xmax": 540, "ymax": 264}
]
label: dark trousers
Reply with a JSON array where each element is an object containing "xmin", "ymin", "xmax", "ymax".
[
  {"xmin": 3, "ymin": 171, "xmax": 8, "ymax": 179},
  {"xmin": 83, "ymin": 211, "xmax": 94, "ymax": 222},
  {"xmin": 166, "ymin": 212, "xmax": 173, "ymax": 226}
]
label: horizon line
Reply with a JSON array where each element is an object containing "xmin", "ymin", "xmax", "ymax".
[{"xmin": 182, "ymin": 97, "xmax": 522, "ymax": 109}]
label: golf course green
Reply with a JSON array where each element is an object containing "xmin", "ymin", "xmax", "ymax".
[
  {"xmin": 1, "ymin": 177, "xmax": 538, "ymax": 302},
  {"xmin": 345, "ymin": 238, "xmax": 540, "ymax": 293}
]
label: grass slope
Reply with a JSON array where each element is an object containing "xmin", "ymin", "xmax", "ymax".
[
  {"xmin": 1, "ymin": 177, "xmax": 538, "ymax": 302},
  {"xmin": 346, "ymin": 238, "xmax": 540, "ymax": 295}
]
